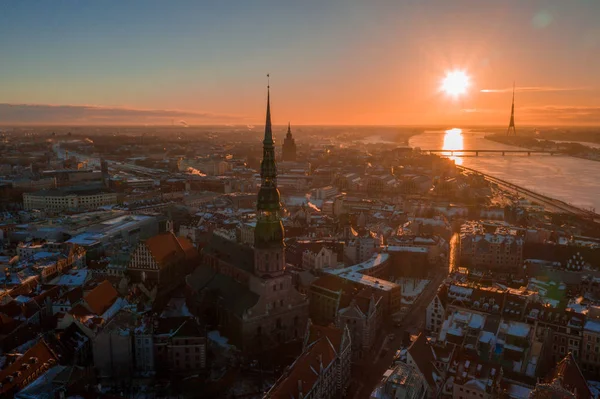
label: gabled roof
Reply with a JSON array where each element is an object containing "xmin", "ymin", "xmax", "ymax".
[
  {"xmin": 533, "ymin": 352, "xmax": 592, "ymax": 399},
  {"xmin": 172, "ymin": 317, "xmax": 204, "ymax": 338},
  {"xmin": 268, "ymin": 324, "xmax": 345, "ymax": 398},
  {"xmin": 306, "ymin": 324, "xmax": 343, "ymax": 352},
  {"xmin": 407, "ymin": 332, "xmax": 441, "ymax": 390},
  {"xmin": 144, "ymin": 232, "xmax": 186, "ymax": 267},
  {"xmin": 0, "ymin": 339, "xmax": 57, "ymax": 395},
  {"xmin": 83, "ymin": 280, "xmax": 118, "ymax": 316},
  {"xmin": 177, "ymin": 236, "xmax": 199, "ymax": 259},
  {"xmin": 154, "ymin": 316, "xmax": 188, "ymax": 336}
]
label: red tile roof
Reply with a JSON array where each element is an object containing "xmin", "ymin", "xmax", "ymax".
[
  {"xmin": 0, "ymin": 339, "xmax": 57, "ymax": 395},
  {"xmin": 83, "ymin": 280, "xmax": 118, "ymax": 316},
  {"xmin": 145, "ymin": 232, "xmax": 186, "ymax": 267},
  {"xmin": 268, "ymin": 328, "xmax": 341, "ymax": 398},
  {"xmin": 307, "ymin": 324, "xmax": 343, "ymax": 350},
  {"xmin": 177, "ymin": 236, "xmax": 199, "ymax": 259}
]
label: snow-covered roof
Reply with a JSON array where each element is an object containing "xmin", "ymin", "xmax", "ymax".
[
  {"xmin": 585, "ymin": 319, "xmax": 600, "ymax": 333},
  {"xmin": 56, "ymin": 269, "xmax": 89, "ymax": 287},
  {"xmin": 507, "ymin": 322, "xmax": 530, "ymax": 338}
]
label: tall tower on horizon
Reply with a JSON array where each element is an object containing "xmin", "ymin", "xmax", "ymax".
[
  {"xmin": 282, "ymin": 122, "xmax": 297, "ymax": 162},
  {"xmin": 254, "ymin": 77, "xmax": 286, "ymax": 277},
  {"xmin": 507, "ymin": 83, "xmax": 517, "ymax": 136}
]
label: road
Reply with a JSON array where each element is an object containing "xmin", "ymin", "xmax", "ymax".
[
  {"xmin": 449, "ymin": 233, "xmax": 459, "ymax": 274},
  {"xmin": 353, "ymin": 268, "xmax": 447, "ymax": 398}
]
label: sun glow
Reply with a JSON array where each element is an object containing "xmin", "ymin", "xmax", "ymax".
[
  {"xmin": 441, "ymin": 71, "xmax": 470, "ymax": 97},
  {"xmin": 442, "ymin": 128, "xmax": 464, "ymax": 165}
]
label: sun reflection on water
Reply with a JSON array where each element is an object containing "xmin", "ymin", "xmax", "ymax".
[{"xmin": 442, "ymin": 128, "xmax": 464, "ymax": 165}]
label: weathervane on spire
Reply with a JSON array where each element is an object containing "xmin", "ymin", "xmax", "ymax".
[{"xmin": 267, "ymin": 73, "xmax": 270, "ymax": 89}]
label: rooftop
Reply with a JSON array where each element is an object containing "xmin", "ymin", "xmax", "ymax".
[{"xmin": 325, "ymin": 253, "xmax": 389, "ymax": 276}]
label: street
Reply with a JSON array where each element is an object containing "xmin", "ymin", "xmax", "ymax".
[{"xmin": 353, "ymin": 267, "xmax": 447, "ymax": 398}]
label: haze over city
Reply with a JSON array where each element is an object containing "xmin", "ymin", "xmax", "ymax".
[
  {"xmin": 1, "ymin": 0, "xmax": 600, "ymax": 125},
  {"xmin": 2, "ymin": 2, "xmax": 600, "ymax": 399}
]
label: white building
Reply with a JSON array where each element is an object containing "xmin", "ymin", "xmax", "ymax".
[
  {"xmin": 24, "ymin": 188, "xmax": 118, "ymax": 212},
  {"xmin": 426, "ymin": 286, "xmax": 447, "ymax": 334},
  {"xmin": 302, "ymin": 246, "xmax": 336, "ymax": 270},
  {"xmin": 17, "ymin": 241, "xmax": 63, "ymax": 259},
  {"xmin": 344, "ymin": 235, "xmax": 381, "ymax": 265}
]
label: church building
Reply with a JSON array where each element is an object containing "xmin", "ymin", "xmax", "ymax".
[{"xmin": 187, "ymin": 83, "xmax": 309, "ymax": 352}]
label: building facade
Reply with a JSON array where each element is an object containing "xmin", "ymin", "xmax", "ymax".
[
  {"xmin": 282, "ymin": 122, "xmax": 297, "ymax": 162},
  {"xmin": 302, "ymin": 246, "xmax": 336, "ymax": 270},
  {"xmin": 128, "ymin": 232, "xmax": 196, "ymax": 292},
  {"xmin": 266, "ymin": 322, "xmax": 352, "ymax": 398},
  {"xmin": 425, "ymin": 285, "xmax": 447, "ymax": 335},
  {"xmin": 336, "ymin": 293, "xmax": 382, "ymax": 363},
  {"xmin": 23, "ymin": 188, "xmax": 117, "ymax": 212},
  {"xmin": 459, "ymin": 222, "xmax": 524, "ymax": 275}
]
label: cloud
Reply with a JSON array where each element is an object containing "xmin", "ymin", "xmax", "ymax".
[
  {"xmin": 0, "ymin": 103, "xmax": 245, "ymax": 125},
  {"xmin": 521, "ymin": 105, "xmax": 600, "ymax": 122},
  {"xmin": 480, "ymin": 86, "xmax": 589, "ymax": 93}
]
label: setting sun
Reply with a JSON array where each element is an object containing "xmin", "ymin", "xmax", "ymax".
[{"xmin": 441, "ymin": 70, "xmax": 471, "ymax": 97}]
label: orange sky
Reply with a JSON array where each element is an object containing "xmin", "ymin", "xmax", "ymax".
[{"xmin": 1, "ymin": 1, "xmax": 599, "ymax": 126}]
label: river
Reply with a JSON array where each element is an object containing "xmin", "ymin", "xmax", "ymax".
[{"xmin": 409, "ymin": 129, "xmax": 600, "ymax": 212}]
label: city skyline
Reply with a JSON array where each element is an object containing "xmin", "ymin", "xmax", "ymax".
[{"xmin": 1, "ymin": 1, "xmax": 600, "ymax": 125}]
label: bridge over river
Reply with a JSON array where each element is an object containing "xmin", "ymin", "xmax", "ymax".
[{"xmin": 425, "ymin": 149, "xmax": 566, "ymax": 156}]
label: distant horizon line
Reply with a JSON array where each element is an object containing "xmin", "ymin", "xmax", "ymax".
[{"xmin": 1, "ymin": 123, "xmax": 600, "ymax": 129}]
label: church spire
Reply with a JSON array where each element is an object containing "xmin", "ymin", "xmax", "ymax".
[
  {"xmin": 254, "ymin": 76, "xmax": 285, "ymax": 274},
  {"xmin": 264, "ymin": 75, "xmax": 273, "ymax": 145},
  {"xmin": 260, "ymin": 74, "xmax": 277, "ymax": 184}
]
